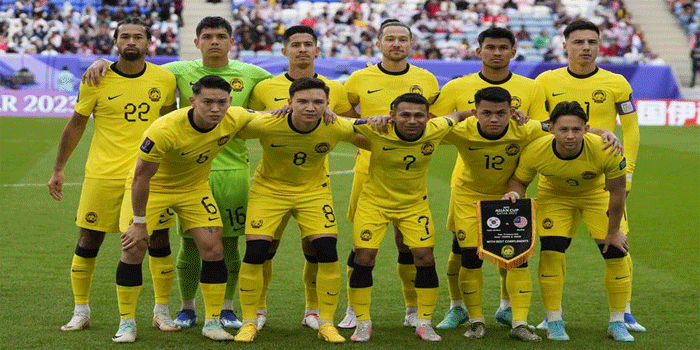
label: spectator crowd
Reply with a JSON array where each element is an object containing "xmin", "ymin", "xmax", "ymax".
[{"xmin": 0, "ymin": 0, "xmax": 181, "ymax": 56}]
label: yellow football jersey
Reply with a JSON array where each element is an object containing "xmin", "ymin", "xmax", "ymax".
[
  {"xmin": 514, "ymin": 133, "xmax": 627, "ymax": 195},
  {"xmin": 535, "ymin": 67, "xmax": 639, "ymax": 178},
  {"xmin": 237, "ymin": 115, "xmax": 356, "ymax": 193},
  {"xmin": 137, "ymin": 106, "xmax": 259, "ymax": 191},
  {"xmin": 443, "ymin": 119, "xmax": 549, "ymax": 195},
  {"xmin": 74, "ymin": 62, "xmax": 176, "ymax": 179},
  {"xmin": 248, "ymin": 73, "xmax": 353, "ymax": 114},
  {"xmin": 431, "ymin": 72, "xmax": 548, "ymax": 120},
  {"xmin": 345, "ymin": 63, "xmax": 440, "ymax": 174},
  {"xmin": 355, "ymin": 117, "xmax": 455, "ymax": 209}
]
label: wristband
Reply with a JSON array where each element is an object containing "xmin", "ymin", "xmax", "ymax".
[{"xmin": 132, "ymin": 216, "xmax": 147, "ymax": 224}]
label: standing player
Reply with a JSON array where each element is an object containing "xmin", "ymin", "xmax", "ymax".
[
  {"xmin": 83, "ymin": 16, "xmax": 272, "ymax": 329},
  {"xmin": 48, "ymin": 17, "xmax": 177, "ymax": 332},
  {"xmin": 431, "ymin": 27, "xmax": 548, "ymax": 332},
  {"xmin": 340, "ymin": 19, "xmax": 440, "ymax": 329},
  {"xmin": 233, "ymin": 78, "xmax": 361, "ymax": 343},
  {"xmin": 247, "ymin": 25, "xmax": 356, "ymax": 331},
  {"xmin": 348, "ymin": 93, "xmax": 468, "ymax": 342},
  {"xmin": 440, "ymin": 87, "xmax": 549, "ymax": 341},
  {"xmin": 114, "ymin": 75, "xmax": 259, "ymax": 342},
  {"xmin": 503, "ymin": 101, "xmax": 634, "ymax": 342},
  {"xmin": 535, "ymin": 19, "xmax": 644, "ymax": 333}
]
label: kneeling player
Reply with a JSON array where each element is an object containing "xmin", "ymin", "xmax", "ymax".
[
  {"xmin": 114, "ymin": 76, "xmax": 259, "ymax": 342},
  {"xmin": 348, "ymin": 93, "xmax": 467, "ymax": 342},
  {"xmin": 503, "ymin": 101, "xmax": 634, "ymax": 342},
  {"xmin": 233, "ymin": 77, "xmax": 362, "ymax": 343}
]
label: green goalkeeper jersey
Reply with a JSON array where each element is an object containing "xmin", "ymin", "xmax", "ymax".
[{"xmin": 163, "ymin": 59, "xmax": 272, "ymax": 170}]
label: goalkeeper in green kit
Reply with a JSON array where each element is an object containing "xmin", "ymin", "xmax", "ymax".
[{"xmin": 83, "ymin": 16, "xmax": 272, "ymax": 328}]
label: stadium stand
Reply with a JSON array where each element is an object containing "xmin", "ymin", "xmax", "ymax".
[
  {"xmin": 229, "ymin": 0, "xmax": 657, "ymax": 64},
  {"xmin": 0, "ymin": 0, "xmax": 181, "ymax": 56}
]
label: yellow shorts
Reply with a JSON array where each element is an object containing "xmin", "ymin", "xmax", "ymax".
[
  {"xmin": 119, "ymin": 187, "xmax": 221, "ymax": 234},
  {"xmin": 246, "ymin": 183, "xmax": 338, "ymax": 239},
  {"xmin": 448, "ymin": 186, "xmax": 503, "ymax": 248},
  {"xmin": 353, "ymin": 197, "xmax": 436, "ymax": 249},
  {"xmin": 75, "ymin": 178, "xmax": 126, "ymax": 233},
  {"xmin": 537, "ymin": 189, "xmax": 629, "ymax": 240}
]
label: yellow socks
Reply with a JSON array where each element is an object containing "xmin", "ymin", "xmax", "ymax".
[
  {"xmin": 605, "ymin": 257, "xmax": 631, "ymax": 313},
  {"xmin": 538, "ymin": 250, "xmax": 566, "ymax": 312},
  {"xmin": 239, "ymin": 262, "xmax": 263, "ymax": 321},
  {"xmin": 445, "ymin": 252, "xmax": 461, "ymax": 302},
  {"xmin": 506, "ymin": 267, "xmax": 532, "ymax": 323},
  {"xmin": 70, "ymin": 253, "xmax": 96, "ymax": 304},
  {"xmin": 148, "ymin": 254, "xmax": 174, "ymax": 306},
  {"xmin": 303, "ymin": 260, "xmax": 319, "ymax": 311},
  {"xmin": 459, "ymin": 267, "xmax": 484, "ymax": 320},
  {"xmin": 315, "ymin": 262, "xmax": 341, "ymax": 321}
]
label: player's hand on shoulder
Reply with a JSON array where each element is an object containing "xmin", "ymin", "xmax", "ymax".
[
  {"xmin": 81, "ymin": 58, "xmax": 110, "ymax": 86},
  {"xmin": 323, "ymin": 108, "xmax": 338, "ymax": 125},
  {"xmin": 600, "ymin": 130, "xmax": 623, "ymax": 156},
  {"xmin": 47, "ymin": 171, "xmax": 64, "ymax": 201},
  {"xmin": 366, "ymin": 115, "xmax": 392, "ymax": 133},
  {"xmin": 512, "ymin": 110, "xmax": 530, "ymax": 125},
  {"xmin": 269, "ymin": 105, "xmax": 291, "ymax": 117},
  {"xmin": 121, "ymin": 223, "xmax": 149, "ymax": 251},
  {"xmin": 501, "ymin": 191, "xmax": 520, "ymax": 203}
]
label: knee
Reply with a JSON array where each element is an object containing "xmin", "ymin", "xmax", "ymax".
[
  {"xmin": 353, "ymin": 249, "xmax": 377, "ymax": 266},
  {"xmin": 301, "ymin": 238, "xmax": 315, "ymax": 256},
  {"xmin": 78, "ymin": 228, "xmax": 105, "ymax": 249},
  {"xmin": 311, "ymin": 236, "xmax": 338, "ymax": 263},
  {"xmin": 540, "ymin": 236, "xmax": 571, "ymax": 253},
  {"xmin": 243, "ymin": 239, "xmax": 273, "ymax": 264},
  {"xmin": 148, "ymin": 229, "xmax": 170, "ymax": 249},
  {"xmin": 461, "ymin": 248, "xmax": 483, "ymax": 269},
  {"xmin": 597, "ymin": 244, "xmax": 627, "ymax": 259},
  {"xmin": 199, "ymin": 240, "xmax": 223, "ymax": 261},
  {"xmin": 412, "ymin": 249, "xmax": 435, "ymax": 267}
]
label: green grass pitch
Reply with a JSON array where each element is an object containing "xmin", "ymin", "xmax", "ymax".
[{"xmin": 1, "ymin": 117, "xmax": 698, "ymax": 349}]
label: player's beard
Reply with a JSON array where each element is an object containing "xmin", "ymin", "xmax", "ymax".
[{"xmin": 120, "ymin": 47, "xmax": 144, "ymax": 61}]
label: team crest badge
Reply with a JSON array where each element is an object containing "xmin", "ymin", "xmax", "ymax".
[
  {"xmin": 510, "ymin": 96, "xmax": 522, "ymax": 109},
  {"xmin": 566, "ymin": 179, "xmax": 579, "ymax": 186},
  {"xmin": 592, "ymin": 90, "xmax": 606, "ymax": 103},
  {"xmin": 315, "ymin": 142, "xmax": 330, "ymax": 153},
  {"xmin": 360, "ymin": 230, "xmax": 372, "ymax": 241},
  {"xmin": 410, "ymin": 85, "xmax": 423, "ymax": 95},
  {"xmin": 457, "ymin": 230, "xmax": 466, "ymax": 241},
  {"xmin": 231, "ymin": 78, "xmax": 244, "ymax": 92},
  {"xmin": 501, "ymin": 245, "xmax": 515, "ymax": 258},
  {"xmin": 421, "ymin": 142, "xmax": 435, "ymax": 156},
  {"xmin": 148, "ymin": 88, "xmax": 161, "ymax": 102},
  {"xmin": 250, "ymin": 219, "xmax": 263, "ymax": 228},
  {"xmin": 85, "ymin": 212, "xmax": 98, "ymax": 223},
  {"xmin": 542, "ymin": 218, "xmax": 553, "ymax": 229},
  {"xmin": 581, "ymin": 171, "xmax": 596, "ymax": 179},
  {"xmin": 217, "ymin": 135, "xmax": 230, "ymax": 146},
  {"xmin": 505, "ymin": 143, "xmax": 520, "ymax": 156}
]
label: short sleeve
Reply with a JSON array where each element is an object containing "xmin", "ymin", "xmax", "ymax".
[
  {"xmin": 329, "ymin": 81, "xmax": 353, "ymax": 114},
  {"xmin": 513, "ymin": 144, "xmax": 538, "ymax": 183},
  {"xmin": 528, "ymin": 82, "xmax": 549, "ymax": 121},
  {"xmin": 248, "ymin": 82, "xmax": 266, "ymax": 111},
  {"xmin": 74, "ymin": 82, "xmax": 98, "ymax": 117},
  {"xmin": 163, "ymin": 70, "xmax": 177, "ymax": 106},
  {"xmin": 604, "ymin": 154, "xmax": 627, "ymax": 180},
  {"xmin": 430, "ymin": 80, "xmax": 456, "ymax": 117},
  {"xmin": 344, "ymin": 73, "xmax": 360, "ymax": 107},
  {"xmin": 138, "ymin": 126, "xmax": 171, "ymax": 164}
]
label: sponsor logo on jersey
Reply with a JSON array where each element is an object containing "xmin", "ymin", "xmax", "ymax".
[
  {"xmin": 581, "ymin": 171, "xmax": 596, "ymax": 179},
  {"xmin": 315, "ymin": 142, "xmax": 330, "ymax": 153},
  {"xmin": 487, "ymin": 216, "xmax": 501, "ymax": 229},
  {"xmin": 505, "ymin": 143, "xmax": 520, "ymax": 156},
  {"xmin": 542, "ymin": 218, "xmax": 554, "ymax": 229},
  {"xmin": 230, "ymin": 78, "xmax": 244, "ymax": 92},
  {"xmin": 511, "ymin": 96, "xmax": 522, "ymax": 109},
  {"xmin": 217, "ymin": 135, "xmax": 230, "ymax": 146},
  {"xmin": 501, "ymin": 245, "xmax": 515, "ymax": 258},
  {"xmin": 592, "ymin": 89, "xmax": 607, "ymax": 103},
  {"xmin": 148, "ymin": 88, "xmax": 161, "ymax": 102},
  {"xmin": 360, "ymin": 229, "xmax": 372, "ymax": 241},
  {"xmin": 421, "ymin": 142, "xmax": 435, "ymax": 156},
  {"xmin": 140, "ymin": 137, "xmax": 155, "ymax": 153},
  {"xmin": 85, "ymin": 212, "xmax": 98, "ymax": 223}
]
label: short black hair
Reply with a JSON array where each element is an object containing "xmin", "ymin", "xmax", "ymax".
[
  {"xmin": 548, "ymin": 101, "xmax": 588, "ymax": 124},
  {"xmin": 390, "ymin": 93, "xmax": 429, "ymax": 111},
  {"xmin": 477, "ymin": 27, "xmax": 515, "ymax": 47},
  {"xmin": 474, "ymin": 87, "xmax": 511, "ymax": 106},
  {"xmin": 289, "ymin": 77, "xmax": 329, "ymax": 98},
  {"xmin": 284, "ymin": 25, "xmax": 318, "ymax": 45},
  {"xmin": 378, "ymin": 19, "xmax": 412, "ymax": 39},
  {"xmin": 192, "ymin": 75, "xmax": 232, "ymax": 95},
  {"xmin": 563, "ymin": 19, "xmax": 600, "ymax": 39},
  {"xmin": 196, "ymin": 16, "xmax": 232, "ymax": 37},
  {"xmin": 113, "ymin": 17, "xmax": 150, "ymax": 40}
]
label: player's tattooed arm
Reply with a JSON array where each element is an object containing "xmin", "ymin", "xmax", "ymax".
[
  {"xmin": 48, "ymin": 112, "xmax": 90, "ymax": 201},
  {"xmin": 82, "ymin": 58, "xmax": 112, "ymax": 86}
]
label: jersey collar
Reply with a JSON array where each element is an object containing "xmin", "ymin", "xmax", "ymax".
[
  {"xmin": 566, "ymin": 66, "xmax": 599, "ymax": 79},
  {"xmin": 478, "ymin": 71, "xmax": 512, "ymax": 85},
  {"xmin": 188, "ymin": 109, "xmax": 217, "ymax": 133},
  {"xmin": 287, "ymin": 112, "xmax": 321, "ymax": 134},
  {"xmin": 110, "ymin": 62, "xmax": 147, "ymax": 78},
  {"xmin": 394, "ymin": 125, "xmax": 424, "ymax": 142},
  {"xmin": 284, "ymin": 72, "xmax": 319, "ymax": 82},
  {"xmin": 477, "ymin": 122, "xmax": 509, "ymax": 140},
  {"xmin": 551, "ymin": 138, "xmax": 584, "ymax": 160},
  {"xmin": 378, "ymin": 62, "xmax": 410, "ymax": 76}
]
